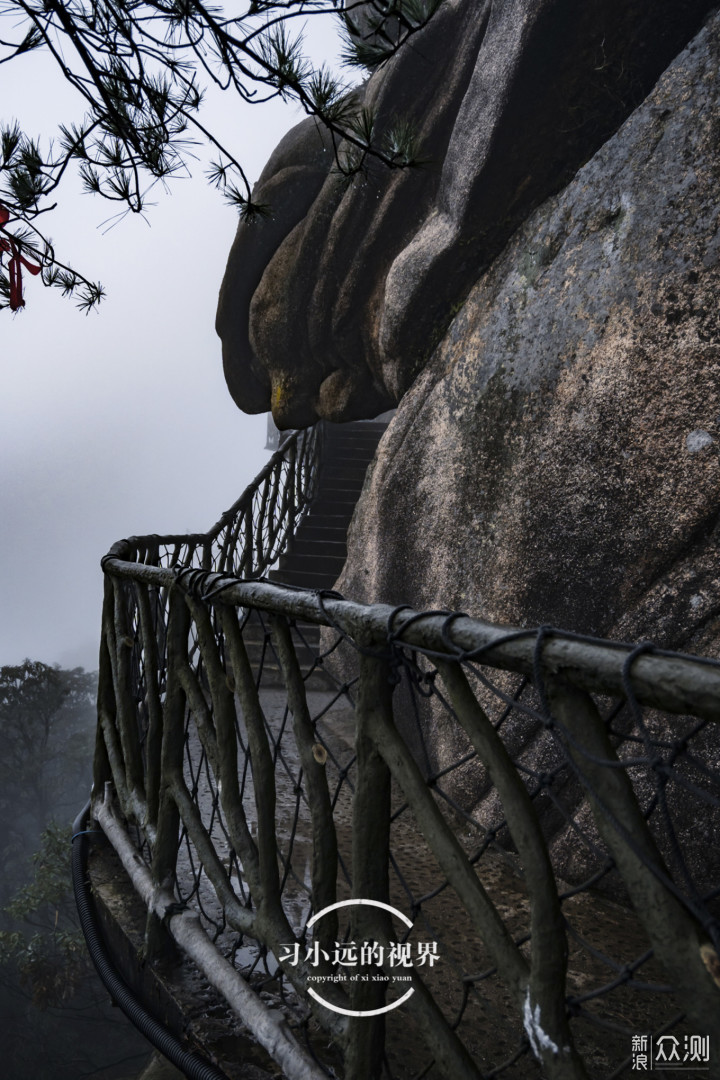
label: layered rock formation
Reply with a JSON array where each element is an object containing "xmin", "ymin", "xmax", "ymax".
[{"xmin": 217, "ymin": 0, "xmax": 716, "ymax": 427}]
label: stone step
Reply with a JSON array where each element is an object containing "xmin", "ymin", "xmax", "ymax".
[
  {"xmin": 292, "ymin": 524, "xmax": 349, "ymax": 544},
  {"xmin": 239, "ymin": 618, "xmax": 323, "ymax": 679},
  {"xmin": 317, "ymin": 480, "xmax": 365, "ymax": 497},
  {"xmin": 322, "ymin": 462, "xmax": 371, "ymax": 476},
  {"xmin": 318, "ymin": 461, "xmax": 372, "ymax": 476},
  {"xmin": 324, "ymin": 442, "xmax": 379, "ymax": 454},
  {"xmin": 325, "ymin": 421, "xmax": 386, "ymax": 436},
  {"xmin": 323, "ymin": 441, "xmax": 379, "ymax": 454},
  {"xmin": 241, "ymin": 625, "xmax": 335, "ymax": 683},
  {"xmin": 306, "ymin": 498, "xmax": 358, "ymax": 517},
  {"xmin": 241, "ymin": 618, "xmax": 321, "ymax": 647},
  {"xmin": 320, "ymin": 463, "xmax": 369, "ymax": 478},
  {"xmin": 323, "ymin": 443, "xmax": 380, "ymax": 457},
  {"xmin": 321, "ymin": 473, "xmax": 371, "ymax": 490},
  {"xmin": 241, "ymin": 632, "xmax": 320, "ymax": 664},
  {"xmin": 242, "ymin": 653, "xmax": 333, "ymax": 690},
  {"xmin": 277, "ymin": 552, "xmax": 347, "ymax": 575},
  {"xmin": 288, "ymin": 539, "xmax": 347, "ymax": 558},
  {"xmin": 323, "ymin": 435, "xmax": 382, "ymax": 450},
  {"xmin": 320, "ymin": 457, "xmax": 375, "ymax": 473},
  {"xmin": 269, "ymin": 567, "xmax": 343, "ymax": 590}
]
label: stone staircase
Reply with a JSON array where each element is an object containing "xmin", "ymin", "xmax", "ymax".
[
  {"xmin": 270, "ymin": 420, "xmax": 386, "ymax": 591},
  {"xmin": 251, "ymin": 420, "xmax": 387, "ymax": 682}
]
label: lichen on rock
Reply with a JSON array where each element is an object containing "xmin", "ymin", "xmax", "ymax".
[{"xmin": 339, "ymin": 9, "xmax": 720, "ymax": 654}]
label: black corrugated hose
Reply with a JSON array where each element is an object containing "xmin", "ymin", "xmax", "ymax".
[{"xmin": 72, "ymin": 800, "xmax": 231, "ymax": 1080}]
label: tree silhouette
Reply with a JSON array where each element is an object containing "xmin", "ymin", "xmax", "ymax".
[
  {"xmin": 0, "ymin": 660, "xmax": 95, "ymax": 881},
  {"xmin": 0, "ymin": 0, "xmax": 440, "ymax": 310},
  {"xmin": 0, "ymin": 662, "xmax": 150, "ymax": 1079}
]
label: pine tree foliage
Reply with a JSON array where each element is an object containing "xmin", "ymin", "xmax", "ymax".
[{"xmin": 0, "ymin": 0, "xmax": 442, "ymax": 310}]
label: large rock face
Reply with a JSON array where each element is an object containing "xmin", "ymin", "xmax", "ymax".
[
  {"xmin": 339, "ymin": 12, "xmax": 720, "ymax": 657},
  {"xmin": 217, "ymin": 5, "xmax": 720, "ymax": 888},
  {"xmin": 334, "ymin": 13, "xmax": 720, "ymax": 888},
  {"xmin": 217, "ymin": 0, "xmax": 716, "ymax": 428}
]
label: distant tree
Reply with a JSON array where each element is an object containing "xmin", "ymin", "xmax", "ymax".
[
  {"xmin": 0, "ymin": 0, "xmax": 440, "ymax": 310},
  {"xmin": 0, "ymin": 823, "xmax": 89, "ymax": 1007},
  {"xmin": 0, "ymin": 660, "xmax": 95, "ymax": 892},
  {"xmin": 0, "ymin": 664, "xmax": 151, "ymax": 1078},
  {"xmin": 0, "ymin": 822, "xmax": 152, "ymax": 1079}
]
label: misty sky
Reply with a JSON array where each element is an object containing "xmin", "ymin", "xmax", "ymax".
[{"xmin": 0, "ymin": 14, "xmax": 347, "ymax": 671}]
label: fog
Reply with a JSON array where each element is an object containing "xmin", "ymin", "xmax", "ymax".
[
  {"xmin": 0, "ymin": 18, "xmax": 352, "ymax": 1079},
  {"xmin": 0, "ymin": 16, "xmax": 346, "ymax": 671}
]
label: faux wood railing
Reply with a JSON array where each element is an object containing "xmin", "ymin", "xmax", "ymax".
[{"xmin": 89, "ymin": 429, "xmax": 720, "ymax": 1080}]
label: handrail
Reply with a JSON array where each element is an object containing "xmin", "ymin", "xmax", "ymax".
[
  {"xmin": 98, "ymin": 559, "xmax": 720, "ymax": 723},
  {"xmin": 120, "ymin": 424, "xmax": 322, "ymax": 576},
  {"xmin": 86, "ymin": 426, "xmax": 720, "ymax": 1080}
]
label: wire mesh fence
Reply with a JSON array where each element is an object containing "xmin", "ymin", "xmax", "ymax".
[
  {"xmin": 93, "ymin": 543, "xmax": 720, "ymax": 1079},
  {"xmin": 85, "ymin": 420, "xmax": 720, "ymax": 1079}
]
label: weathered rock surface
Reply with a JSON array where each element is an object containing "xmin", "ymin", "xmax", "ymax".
[
  {"xmin": 340, "ymin": 12, "xmax": 720, "ymax": 649},
  {"xmin": 335, "ymin": 12, "xmax": 720, "ymax": 882},
  {"xmin": 217, "ymin": 0, "xmax": 716, "ymax": 427},
  {"xmin": 216, "ymin": 115, "xmax": 336, "ymax": 416},
  {"xmin": 217, "ymin": 1, "xmax": 720, "ymax": 895}
]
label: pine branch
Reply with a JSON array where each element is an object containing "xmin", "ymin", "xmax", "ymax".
[{"xmin": 0, "ymin": 0, "xmax": 444, "ymax": 310}]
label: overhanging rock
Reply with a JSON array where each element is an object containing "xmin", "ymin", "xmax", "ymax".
[{"xmin": 217, "ymin": 0, "xmax": 716, "ymax": 428}]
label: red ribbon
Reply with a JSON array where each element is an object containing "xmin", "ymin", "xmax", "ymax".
[{"xmin": 0, "ymin": 205, "xmax": 41, "ymax": 311}]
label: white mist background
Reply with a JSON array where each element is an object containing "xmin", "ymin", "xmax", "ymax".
[{"xmin": 0, "ymin": 15, "xmax": 347, "ymax": 670}]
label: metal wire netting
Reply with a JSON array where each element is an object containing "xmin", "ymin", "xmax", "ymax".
[
  {"xmin": 91, "ymin": 425, "xmax": 720, "ymax": 1079},
  {"xmin": 99, "ymin": 563, "xmax": 720, "ymax": 1079}
]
